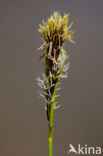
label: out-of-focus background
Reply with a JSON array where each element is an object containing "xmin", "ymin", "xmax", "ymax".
[{"xmin": 0, "ymin": 0, "xmax": 103, "ymax": 156}]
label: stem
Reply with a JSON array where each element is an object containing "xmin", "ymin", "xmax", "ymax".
[
  {"xmin": 48, "ymin": 71, "xmax": 54, "ymax": 156},
  {"xmin": 48, "ymin": 60, "xmax": 66, "ymax": 156},
  {"xmin": 48, "ymin": 124, "xmax": 53, "ymax": 156}
]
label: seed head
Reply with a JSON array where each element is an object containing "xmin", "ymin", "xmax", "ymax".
[{"xmin": 37, "ymin": 11, "xmax": 75, "ymax": 120}]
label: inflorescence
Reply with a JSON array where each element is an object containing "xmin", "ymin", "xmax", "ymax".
[{"xmin": 37, "ymin": 11, "xmax": 75, "ymax": 121}]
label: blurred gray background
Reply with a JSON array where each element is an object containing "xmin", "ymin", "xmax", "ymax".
[{"xmin": 0, "ymin": 0, "xmax": 103, "ymax": 156}]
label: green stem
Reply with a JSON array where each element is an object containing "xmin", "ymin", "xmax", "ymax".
[
  {"xmin": 48, "ymin": 71, "xmax": 54, "ymax": 156},
  {"xmin": 48, "ymin": 60, "xmax": 66, "ymax": 156},
  {"xmin": 48, "ymin": 125, "xmax": 53, "ymax": 156}
]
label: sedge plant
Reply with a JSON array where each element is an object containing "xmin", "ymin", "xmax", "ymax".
[{"xmin": 37, "ymin": 11, "xmax": 75, "ymax": 156}]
